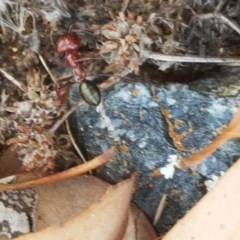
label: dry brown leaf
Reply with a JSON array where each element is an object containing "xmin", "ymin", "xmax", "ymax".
[
  {"xmin": 34, "ymin": 175, "xmax": 156, "ymax": 239},
  {"xmin": 162, "ymin": 158, "xmax": 240, "ymax": 240},
  {"xmin": 122, "ymin": 204, "xmax": 157, "ymax": 240},
  {"xmin": 35, "ymin": 175, "xmax": 109, "ymax": 230},
  {"xmin": 14, "ymin": 175, "xmax": 136, "ymax": 240}
]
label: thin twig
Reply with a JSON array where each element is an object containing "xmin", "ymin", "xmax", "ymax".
[
  {"xmin": 50, "ymin": 99, "xmax": 84, "ymax": 132},
  {"xmin": 38, "ymin": 53, "xmax": 58, "ymax": 85},
  {"xmin": 215, "ymin": 0, "xmax": 228, "ymax": 12},
  {"xmin": 0, "ymin": 147, "xmax": 116, "ymax": 192},
  {"xmin": 153, "ymin": 194, "xmax": 167, "ymax": 226},
  {"xmin": 141, "ymin": 50, "xmax": 240, "ymax": 65},
  {"xmin": 197, "ymin": 13, "xmax": 240, "ymax": 36},
  {"xmin": 121, "ymin": 0, "xmax": 131, "ymax": 12},
  {"xmin": 65, "ymin": 118, "xmax": 88, "ymax": 164},
  {"xmin": 99, "ymin": 68, "xmax": 132, "ymax": 90},
  {"xmin": 0, "ymin": 68, "xmax": 27, "ymax": 92},
  {"xmin": 218, "ymin": 14, "xmax": 240, "ymax": 36}
]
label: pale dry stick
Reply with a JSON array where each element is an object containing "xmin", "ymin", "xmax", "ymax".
[
  {"xmin": 215, "ymin": 0, "xmax": 228, "ymax": 12},
  {"xmin": 153, "ymin": 194, "xmax": 167, "ymax": 226},
  {"xmin": 38, "ymin": 53, "xmax": 58, "ymax": 85},
  {"xmin": 99, "ymin": 68, "xmax": 132, "ymax": 90},
  {"xmin": 0, "ymin": 147, "xmax": 116, "ymax": 192},
  {"xmin": 197, "ymin": 13, "xmax": 240, "ymax": 36},
  {"xmin": 50, "ymin": 99, "xmax": 84, "ymax": 132},
  {"xmin": 141, "ymin": 50, "xmax": 240, "ymax": 65},
  {"xmin": 121, "ymin": 0, "xmax": 130, "ymax": 12},
  {"xmin": 65, "ymin": 118, "xmax": 87, "ymax": 164},
  {"xmin": 0, "ymin": 68, "xmax": 27, "ymax": 92},
  {"xmin": 220, "ymin": 14, "xmax": 240, "ymax": 36}
]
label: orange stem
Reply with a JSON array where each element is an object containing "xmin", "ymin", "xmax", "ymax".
[
  {"xmin": 0, "ymin": 147, "xmax": 116, "ymax": 192},
  {"xmin": 179, "ymin": 104, "xmax": 240, "ymax": 168}
]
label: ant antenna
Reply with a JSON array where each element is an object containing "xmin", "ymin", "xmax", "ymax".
[{"xmin": 68, "ymin": 24, "xmax": 73, "ymax": 34}]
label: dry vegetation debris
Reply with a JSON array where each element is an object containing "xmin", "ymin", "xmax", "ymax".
[
  {"xmin": 0, "ymin": 0, "xmax": 240, "ymax": 239},
  {"xmin": 0, "ymin": 0, "xmax": 239, "ymax": 206}
]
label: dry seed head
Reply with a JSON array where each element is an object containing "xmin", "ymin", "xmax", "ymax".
[
  {"xmin": 100, "ymin": 11, "xmax": 144, "ymax": 74},
  {"xmin": 0, "ymin": 4, "xmax": 31, "ymax": 35},
  {"xmin": 0, "ymin": 0, "xmax": 13, "ymax": 12}
]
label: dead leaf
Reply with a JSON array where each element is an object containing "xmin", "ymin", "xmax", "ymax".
[
  {"xmin": 35, "ymin": 175, "xmax": 109, "ymax": 230},
  {"xmin": 162, "ymin": 158, "xmax": 240, "ymax": 240},
  {"xmin": 34, "ymin": 175, "xmax": 156, "ymax": 239},
  {"xmin": 14, "ymin": 175, "xmax": 135, "ymax": 240},
  {"xmin": 122, "ymin": 204, "xmax": 157, "ymax": 240}
]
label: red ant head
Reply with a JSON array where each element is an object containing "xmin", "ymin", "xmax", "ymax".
[{"xmin": 55, "ymin": 33, "xmax": 81, "ymax": 54}]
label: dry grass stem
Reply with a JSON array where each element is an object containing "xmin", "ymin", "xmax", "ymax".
[
  {"xmin": 215, "ymin": 0, "xmax": 228, "ymax": 12},
  {"xmin": 0, "ymin": 147, "xmax": 116, "ymax": 192},
  {"xmin": 141, "ymin": 50, "xmax": 240, "ymax": 65},
  {"xmin": 99, "ymin": 69, "xmax": 132, "ymax": 90},
  {"xmin": 65, "ymin": 118, "xmax": 87, "ymax": 164},
  {"xmin": 38, "ymin": 53, "xmax": 58, "ymax": 85},
  {"xmin": 50, "ymin": 99, "xmax": 84, "ymax": 132},
  {"xmin": 0, "ymin": 4, "xmax": 30, "ymax": 35},
  {"xmin": 197, "ymin": 13, "xmax": 240, "ymax": 36},
  {"xmin": 121, "ymin": 0, "xmax": 130, "ymax": 12},
  {"xmin": 0, "ymin": 68, "xmax": 27, "ymax": 92}
]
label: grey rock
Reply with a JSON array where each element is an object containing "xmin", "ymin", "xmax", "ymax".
[
  {"xmin": 69, "ymin": 66, "xmax": 240, "ymax": 233},
  {"xmin": 0, "ymin": 189, "xmax": 37, "ymax": 238}
]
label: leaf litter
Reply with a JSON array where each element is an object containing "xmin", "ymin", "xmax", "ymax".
[
  {"xmin": 14, "ymin": 175, "xmax": 156, "ymax": 240},
  {"xmin": 0, "ymin": 0, "xmax": 240, "ymax": 239}
]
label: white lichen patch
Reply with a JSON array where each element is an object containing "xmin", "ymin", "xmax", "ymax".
[
  {"xmin": 165, "ymin": 96, "xmax": 176, "ymax": 106},
  {"xmin": 206, "ymin": 101, "xmax": 232, "ymax": 119},
  {"xmin": 134, "ymin": 84, "xmax": 151, "ymax": 99},
  {"xmin": 114, "ymin": 87, "xmax": 132, "ymax": 102},
  {"xmin": 137, "ymin": 139, "xmax": 147, "ymax": 148},
  {"xmin": 159, "ymin": 155, "xmax": 178, "ymax": 179},
  {"xmin": 204, "ymin": 171, "xmax": 225, "ymax": 191},
  {"xmin": 126, "ymin": 130, "xmax": 137, "ymax": 142},
  {"xmin": 96, "ymin": 103, "xmax": 115, "ymax": 132}
]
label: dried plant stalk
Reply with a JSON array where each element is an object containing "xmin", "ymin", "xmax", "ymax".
[
  {"xmin": 179, "ymin": 105, "xmax": 240, "ymax": 168},
  {"xmin": 0, "ymin": 68, "xmax": 27, "ymax": 91},
  {"xmin": 50, "ymin": 100, "xmax": 84, "ymax": 132},
  {"xmin": 38, "ymin": 54, "xmax": 58, "ymax": 85},
  {"xmin": 153, "ymin": 194, "xmax": 167, "ymax": 226},
  {"xmin": 141, "ymin": 50, "xmax": 240, "ymax": 65},
  {"xmin": 197, "ymin": 13, "xmax": 240, "ymax": 36},
  {"xmin": 0, "ymin": 147, "xmax": 116, "ymax": 192},
  {"xmin": 65, "ymin": 119, "xmax": 87, "ymax": 164}
]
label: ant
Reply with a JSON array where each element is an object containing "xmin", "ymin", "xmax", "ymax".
[{"xmin": 55, "ymin": 32, "xmax": 101, "ymax": 106}]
